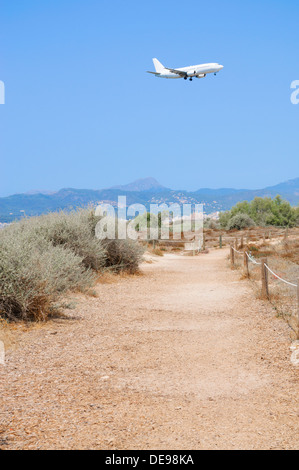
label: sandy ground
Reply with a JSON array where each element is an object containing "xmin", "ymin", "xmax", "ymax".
[{"xmin": 0, "ymin": 249, "xmax": 298, "ymax": 450}]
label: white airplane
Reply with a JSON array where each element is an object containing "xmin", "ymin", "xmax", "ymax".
[{"xmin": 147, "ymin": 58, "xmax": 224, "ymax": 81}]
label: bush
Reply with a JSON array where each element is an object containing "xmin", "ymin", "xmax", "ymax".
[
  {"xmin": 16, "ymin": 209, "xmax": 106, "ymax": 271},
  {"xmin": 204, "ymin": 219, "xmax": 219, "ymax": 230},
  {"xmin": 0, "ymin": 226, "xmax": 95, "ymax": 321},
  {"xmin": 103, "ymin": 239, "xmax": 144, "ymax": 274},
  {"xmin": 152, "ymin": 248, "xmax": 164, "ymax": 256},
  {"xmin": 219, "ymin": 211, "xmax": 231, "ymax": 229},
  {"xmin": 220, "ymin": 196, "xmax": 299, "ymax": 228},
  {"xmin": 227, "ymin": 213, "xmax": 255, "ymax": 230},
  {"xmin": 133, "ymin": 212, "xmax": 158, "ymax": 232},
  {"xmin": 0, "ymin": 208, "xmax": 144, "ymax": 320},
  {"xmin": 133, "ymin": 211, "xmax": 171, "ymax": 237},
  {"xmin": 94, "ymin": 214, "xmax": 144, "ymax": 272}
]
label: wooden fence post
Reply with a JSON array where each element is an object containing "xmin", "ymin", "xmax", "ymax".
[
  {"xmin": 219, "ymin": 235, "xmax": 222, "ymax": 249},
  {"xmin": 284, "ymin": 227, "xmax": 289, "ymax": 242},
  {"xmin": 235, "ymin": 238, "xmax": 238, "ymax": 250},
  {"xmin": 230, "ymin": 246, "xmax": 235, "ymax": 268},
  {"xmin": 244, "ymin": 251, "xmax": 249, "ymax": 278},
  {"xmin": 203, "ymin": 234, "xmax": 206, "ymax": 251},
  {"xmin": 240, "ymin": 236, "xmax": 244, "ymax": 249},
  {"xmin": 261, "ymin": 257, "xmax": 269, "ymax": 300},
  {"xmin": 153, "ymin": 239, "xmax": 156, "ymax": 250}
]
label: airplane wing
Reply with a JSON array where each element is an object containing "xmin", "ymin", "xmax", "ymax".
[
  {"xmin": 165, "ymin": 67, "xmax": 187, "ymax": 77},
  {"xmin": 147, "ymin": 71, "xmax": 160, "ymax": 75}
]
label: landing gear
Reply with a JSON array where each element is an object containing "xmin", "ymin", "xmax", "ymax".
[
  {"xmin": 189, "ymin": 78, "xmax": 193, "ymax": 81},
  {"xmin": 184, "ymin": 77, "xmax": 187, "ymax": 80},
  {"xmin": 214, "ymin": 73, "xmax": 217, "ymax": 76}
]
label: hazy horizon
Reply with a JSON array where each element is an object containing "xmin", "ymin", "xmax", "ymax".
[{"xmin": 1, "ymin": 174, "xmax": 299, "ymax": 198}]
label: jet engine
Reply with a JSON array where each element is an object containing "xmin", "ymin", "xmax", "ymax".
[
  {"xmin": 196, "ymin": 74, "xmax": 206, "ymax": 79},
  {"xmin": 187, "ymin": 70, "xmax": 197, "ymax": 77}
]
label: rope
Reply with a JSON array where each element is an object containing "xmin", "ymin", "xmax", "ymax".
[
  {"xmin": 246, "ymin": 252, "xmax": 262, "ymax": 265},
  {"xmin": 232, "ymin": 247, "xmax": 243, "ymax": 255},
  {"xmin": 264, "ymin": 264, "xmax": 298, "ymax": 288},
  {"xmin": 238, "ymin": 250, "xmax": 297, "ymax": 288},
  {"xmin": 228, "ymin": 238, "xmax": 299, "ymax": 293}
]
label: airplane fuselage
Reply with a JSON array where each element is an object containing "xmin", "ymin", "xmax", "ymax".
[{"xmin": 159, "ymin": 63, "xmax": 224, "ymax": 79}]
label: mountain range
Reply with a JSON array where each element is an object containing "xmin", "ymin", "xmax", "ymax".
[{"xmin": 0, "ymin": 177, "xmax": 299, "ymax": 223}]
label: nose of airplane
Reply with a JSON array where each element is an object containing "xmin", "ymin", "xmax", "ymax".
[{"xmin": 219, "ymin": 64, "xmax": 224, "ymax": 69}]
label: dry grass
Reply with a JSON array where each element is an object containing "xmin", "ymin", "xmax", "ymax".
[
  {"xmin": 280, "ymin": 239, "xmax": 299, "ymax": 264},
  {"xmin": 152, "ymin": 248, "xmax": 164, "ymax": 256},
  {"xmin": 0, "ymin": 319, "xmax": 14, "ymax": 351},
  {"xmin": 203, "ymin": 226, "xmax": 299, "ymax": 251},
  {"xmin": 224, "ymin": 229, "xmax": 299, "ymax": 339}
]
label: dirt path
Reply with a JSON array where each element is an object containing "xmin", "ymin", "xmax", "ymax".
[{"xmin": 0, "ymin": 249, "xmax": 298, "ymax": 450}]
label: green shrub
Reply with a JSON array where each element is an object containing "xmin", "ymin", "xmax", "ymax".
[
  {"xmin": 103, "ymin": 239, "xmax": 144, "ymax": 274},
  {"xmin": 0, "ymin": 208, "xmax": 143, "ymax": 320},
  {"xmin": 0, "ymin": 226, "xmax": 95, "ymax": 321},
  {"xmin": 220, "ymin": 196, "xmax": 299, "ymax": 228},
  {"xmin": 204, "ymin": 219, "xmax": 219, "ymax": 230},
  {"xmin": 219, "ymin": 211, "xmax": 231, "ymax": 229},
  {"xmin": 15, "ymin": 209, "xmax": 106, "ymax": 271},
  {"xmin": 94, "ymin": 214, "xmax": 144, "ymax": 272},
  {"xmin": 227, "ymin": 213, "xmax": 255, "ymax": 230},
  {"xmin": 133, "ymin": 212, "xmax": 158, "ymax": 232}
]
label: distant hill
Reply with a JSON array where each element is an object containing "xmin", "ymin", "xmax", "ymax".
[
  {"xmin": 25, "ymin": 190, "xmax": 57, "ymax": 196},
  {"xmin": 194, "ymin": 178, "xmax": 299, "ymax": 206},
  {"xmin": 0, "ymin": 177, "xmax": 298, "ymax": 223},
  {"xmin": 110, "ymin": 177, "xmax": 166, "ymax": 192}
]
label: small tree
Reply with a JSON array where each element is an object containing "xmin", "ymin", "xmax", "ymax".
[
  {"xmin": 227, "ymin": 213, "xmax": 255, "ymax": 231},
  {"xmin": 220, "ymin": 196, "xmax": 298, "ymax": 228},
  {"xmin": 219, "ymin": 211, "xmax": 231, "ymax": 229}
]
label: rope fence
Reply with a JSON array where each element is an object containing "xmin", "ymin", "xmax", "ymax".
[
  {"xmin": 264, "ymin": 264, "xmax": 297, "ymax": 289},
  {"xmin": 246, "ymin": 252, "xmax": 262, "ymax": 265},
  {"xmin": 230, "ymin": 242, "xmax": 299, "ymax": 339},
  {"xmin": 231, "ymin": 246, "xmax": 298, "ymax": 289}
]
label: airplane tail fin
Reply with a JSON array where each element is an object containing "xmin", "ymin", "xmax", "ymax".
[{"xmin": 152, "ymin": 58, "xmax": 165, "ymax": 73}]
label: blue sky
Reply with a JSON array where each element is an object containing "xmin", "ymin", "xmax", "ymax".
[{"xmin": 0, "ymin": 0, "xmax": 298, "ymax": 196}]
